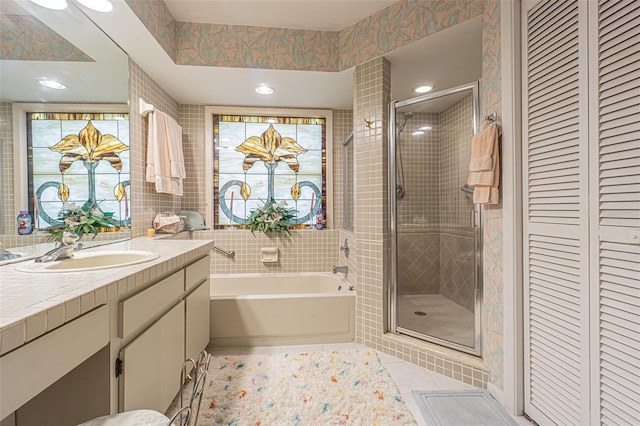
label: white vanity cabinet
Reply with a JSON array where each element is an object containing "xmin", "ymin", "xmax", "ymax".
[
  {"xmin": 184, "ymin": 256, "xmax": 210, "ymax": 362},
  {"xmin": 116, "ymin": 255, "xmax": 210, "ymax": 414},
  {"xmin": 119, "ymin": 301, "xmax": 185, "ymax": 413},
  {"xmin": 0, "ymin": 241, "xmax": 212, "ymax": 426}
]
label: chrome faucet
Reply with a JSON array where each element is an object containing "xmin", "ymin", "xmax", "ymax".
[
  {"xmin": 332, "ymin": 265, "xmax": 348, "ymax": 274},
  {"xmin": 34, "ymin": 232, "xmax": 83, "ymax": 263}
]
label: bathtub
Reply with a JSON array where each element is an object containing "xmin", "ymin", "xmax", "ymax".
[{"xmin": 210, "ymin": 273, "xmax": 355, "ymax": 347}]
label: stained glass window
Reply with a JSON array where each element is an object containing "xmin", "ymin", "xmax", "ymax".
[
  {"xmin": 213, "ymin": 115, "xmax": 326, "ymax": 229},
  {"xmin": 27, "ymin": 112, "xmax": 130, "ymax": 230}
]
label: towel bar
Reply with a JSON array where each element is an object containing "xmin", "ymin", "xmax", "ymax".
[
  {"xmin": 214, "ymin": 246, "xmax": 235, "ymax": 258},
  {"xmin": 484, "ymin": 112, "xmax": 498, "ymax": 122}
]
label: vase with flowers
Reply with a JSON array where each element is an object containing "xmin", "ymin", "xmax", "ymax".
[
  {"xmin": 245, "ymin": 200, "xmax": 297, "ymax": 236},
  {"xmin": 47, "ymin": 202, "xmax": 117, "ymax": 242}
]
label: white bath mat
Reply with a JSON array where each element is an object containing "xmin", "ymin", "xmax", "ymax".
[
  {"xmin": 168, "ymin": 349, "xmax": 416, "ymax": 425},
  {"xmin": 412, "ymin": 389, "xmax": 518, "ymax": 426}
]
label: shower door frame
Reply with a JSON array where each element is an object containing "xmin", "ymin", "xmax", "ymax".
[{"xmin": 388, "ymin": 81, "xmax": 483, "ymax": 357}]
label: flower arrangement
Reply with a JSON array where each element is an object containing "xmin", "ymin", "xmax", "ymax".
[
  {"xmin": 245, "ymin": 200, "xmax": 297, "ymax": 236},
  {"xmin": 48, "ymin": 202, "xmax": 117, "ymax": 242}
]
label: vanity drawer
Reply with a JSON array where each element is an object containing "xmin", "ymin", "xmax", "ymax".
[
  {"xmin": 119, "ymin": 270, "xmax": 183, "ymax": 339},
  {"xmin": 185, "ymin": 256, "xmax": 209, "ymax": 292}
]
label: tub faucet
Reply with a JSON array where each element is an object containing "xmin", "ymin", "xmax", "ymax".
[{"xmin": 332, "ymin": 265, "xmax": 348, "ymax": 274}]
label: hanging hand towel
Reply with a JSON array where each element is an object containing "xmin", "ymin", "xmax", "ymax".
[
  {"xmin": 146, "ymin": 110, "xmax": 186, "ymax": 196},
  {"xmin": 468, "ymin": 122, "xmax": 499, "ymax": 172},
  {"xmin": 467, "ymin": 122, "xmax": 501, "ymax": 205}
]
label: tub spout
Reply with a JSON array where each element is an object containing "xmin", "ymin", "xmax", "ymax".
[{"xmin": 332, "ymin": 265, "xmax": 348, "ymax": 274}]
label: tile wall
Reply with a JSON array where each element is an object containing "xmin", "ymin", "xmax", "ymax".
[
  {"xmin": 438, "ymin": 95, "xmax": 475, "ymax": 311},
  {"xmin": 0, "ymin": 102, "xmax": 14, "ymax": 237},
  {"xmin": 128, "ymin": 59, "xmax": 183, "ymax": 237},
  {"xmin": 175, "ymin": 105, "xmax": 352, "ymax": 275},
  {"xmin": 354, "ymin": 57, "xmax": 490, "ymax": 388}
]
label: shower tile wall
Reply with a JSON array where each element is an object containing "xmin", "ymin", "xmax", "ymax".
[
  {"xmin": 397, "ymin": 112, "xmax": 440, "ymax": 295},
  {"xmin": 396, "ymin": 95, "xmax": 475, "ymax": 312},
  {"xmin": 439, "ymin": 95, "xmax": 475, "ymax": 311}
]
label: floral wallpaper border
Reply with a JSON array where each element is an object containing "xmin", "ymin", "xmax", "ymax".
[{"xmin": 127, "ymin": 0, "xmax": 483, "ymax": 72}]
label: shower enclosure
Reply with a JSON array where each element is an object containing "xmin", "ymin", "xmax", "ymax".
[{"xmin": 389, "ymin": 82, "xmax": 482, "ymax": 356}]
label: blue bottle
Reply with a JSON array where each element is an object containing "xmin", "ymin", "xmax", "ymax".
[
  {"xmin": 17, "ymin": 211, "xmax": 33, "ymax": 235},
  {"xmin": 315, "ymin": 207, "xmax": 324, "ymax": 230}
]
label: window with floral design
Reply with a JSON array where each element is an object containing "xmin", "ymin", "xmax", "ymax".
[
  {"xmin": 212, "ymin": 113, "xmax": 329, "ymax": 229},
  {"xmin": 27, "ymin": 112, "xmax": 130, "ymax": 230}
]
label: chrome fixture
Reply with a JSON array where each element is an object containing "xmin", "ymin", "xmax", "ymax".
[
  {"xmin": 340, "ymin": 238, "xmax": 350, "ymax": 258},
  {"xmin": 34, "ymin": 232, "xmax": 83, "ymax": 263},
  {"xmin": 460, "ymin": 184, "xmax": 474, "ymax": 195},
  {"xmin": 396, "ymin": 111, "xmax": 414, "ymax": 199},
  {"xmin": 332, "ymin": 265, "xmax": 348, "ymax": 274},
  {"xmin": 214, "ymin": 246, "xmax": 235, "ymax": 258},
  {"xmin": 485, "ymin": 112, "xmax": 499, "ymax": 122},
  {"xmin": 34, "ymin": 243, "xmax": 82, "ymax": 263}
]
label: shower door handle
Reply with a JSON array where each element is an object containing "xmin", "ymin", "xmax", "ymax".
[{"xmin": 470, "ymin": 208, "xmax": 479, "ymax": 229}]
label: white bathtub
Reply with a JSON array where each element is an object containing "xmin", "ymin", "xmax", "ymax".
[{"xmin": 210, "ymin": 273, "xmax": 355, "ymax": 347}]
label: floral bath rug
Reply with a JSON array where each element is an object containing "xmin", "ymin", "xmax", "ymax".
[{"xmin": 174, "ymin": 349, "xmax": 416, "ymax": 425}]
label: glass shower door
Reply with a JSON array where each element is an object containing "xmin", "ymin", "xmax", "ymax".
[{"xmin": 390, "ymin": 82, "xmax": 482, "ymax": 356}]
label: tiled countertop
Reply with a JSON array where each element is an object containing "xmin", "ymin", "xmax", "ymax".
[{"xmin": 0, "ymin": 237, "xmax": 212, "ymax": 355}]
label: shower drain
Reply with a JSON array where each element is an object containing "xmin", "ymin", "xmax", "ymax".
[{"xmin": 414, "ymin": 311, "xmax": 428, "ymax": 316}]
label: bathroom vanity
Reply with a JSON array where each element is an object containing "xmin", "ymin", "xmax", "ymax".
[{"xmin": 0, "ymin": 238, "xmax": 212, "ymax": 425}]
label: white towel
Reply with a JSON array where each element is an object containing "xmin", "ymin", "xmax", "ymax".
[
  {"xmin": 146, "ymin": 110, "xmax": 185, "ymax": 196},
  {"xmin": 468, "ymin": 122, "xmax": 501, "ymax": 205}
]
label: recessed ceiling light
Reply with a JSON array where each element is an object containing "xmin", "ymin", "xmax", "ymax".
[
  {"xmin": 76, "ymin": 0, "xmax": 113, "ymax": 12},
  {"xmin": 29, "ymin": 0, "xmax": 68, "ymax": 10},
  {"xmin": 414, "ymin": 84, "xmax": 434, "ymax": 94},
  {"xmin": 255, "ymin": 85, "xmax": 274, "ymax": 95},
  {"xmin": 419, "ymin": 126, "xmax": 432, "ymax": 131},
  {"xmin": 38, "ymin": 79, "xmax": 66, "ymax": 90},
  {"xmin": 411, "ymin": 130, "xmax": 425, "ymax": 136}
]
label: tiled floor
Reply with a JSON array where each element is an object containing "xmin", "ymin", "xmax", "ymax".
[{"xmin": 208, "ymin": 342, "xmax": 532, "ymax": 426}]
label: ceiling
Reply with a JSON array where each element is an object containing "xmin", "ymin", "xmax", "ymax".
[
  {"xmin": 164, "ymin": 0, "xmax": 398, "ymax": 31},
  {"xmin": 1, "ymin": 0, "xmax": 482, "ymax": 109}
]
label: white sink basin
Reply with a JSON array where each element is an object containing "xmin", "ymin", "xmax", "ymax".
[{"xmin": 15, "ymin": 250, "xmax": 160, "ymax": 273}]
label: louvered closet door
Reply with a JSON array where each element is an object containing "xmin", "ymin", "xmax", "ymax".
[
  {"xmin": 596, "ymin": 1, "xmax": 640, "ymax": 424},
  {"xmin": 522, "ymin": 0, "xmax": 591, "ymax": 425}
]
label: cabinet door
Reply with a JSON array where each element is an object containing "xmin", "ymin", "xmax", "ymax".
[
  {"xmin": 119, "ymin": 301, "xmax": 185, "ymax": 413},
  {"xmin": 595, "ymin": 1, "xmax": 640, "ymax": 424},
  {"xmin": 185, "ymin": 279, "xmax": 210, "ymax": 362},
  {"xmin": 522, "ymin": 0, "xmax": 591, "ymax": 424}
]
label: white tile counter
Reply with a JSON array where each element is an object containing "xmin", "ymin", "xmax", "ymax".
[{"xmin": 0, "ymin": 237, "xmax": 212, "ymax": 356}]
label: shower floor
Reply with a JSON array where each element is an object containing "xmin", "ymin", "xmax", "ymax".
[{"xmin": 397, "ymin": 294, "xmax": 475, "ymax": 348}]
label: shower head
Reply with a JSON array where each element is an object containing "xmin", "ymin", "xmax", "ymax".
[{"xmin": 397, "ymin": 111, "xmax": 414, "ymax": 134}]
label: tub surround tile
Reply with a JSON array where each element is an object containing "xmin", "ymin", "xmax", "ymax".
[{"xmin": 0, "ymin": 238, "xmax": 212, "ymax": 355}]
